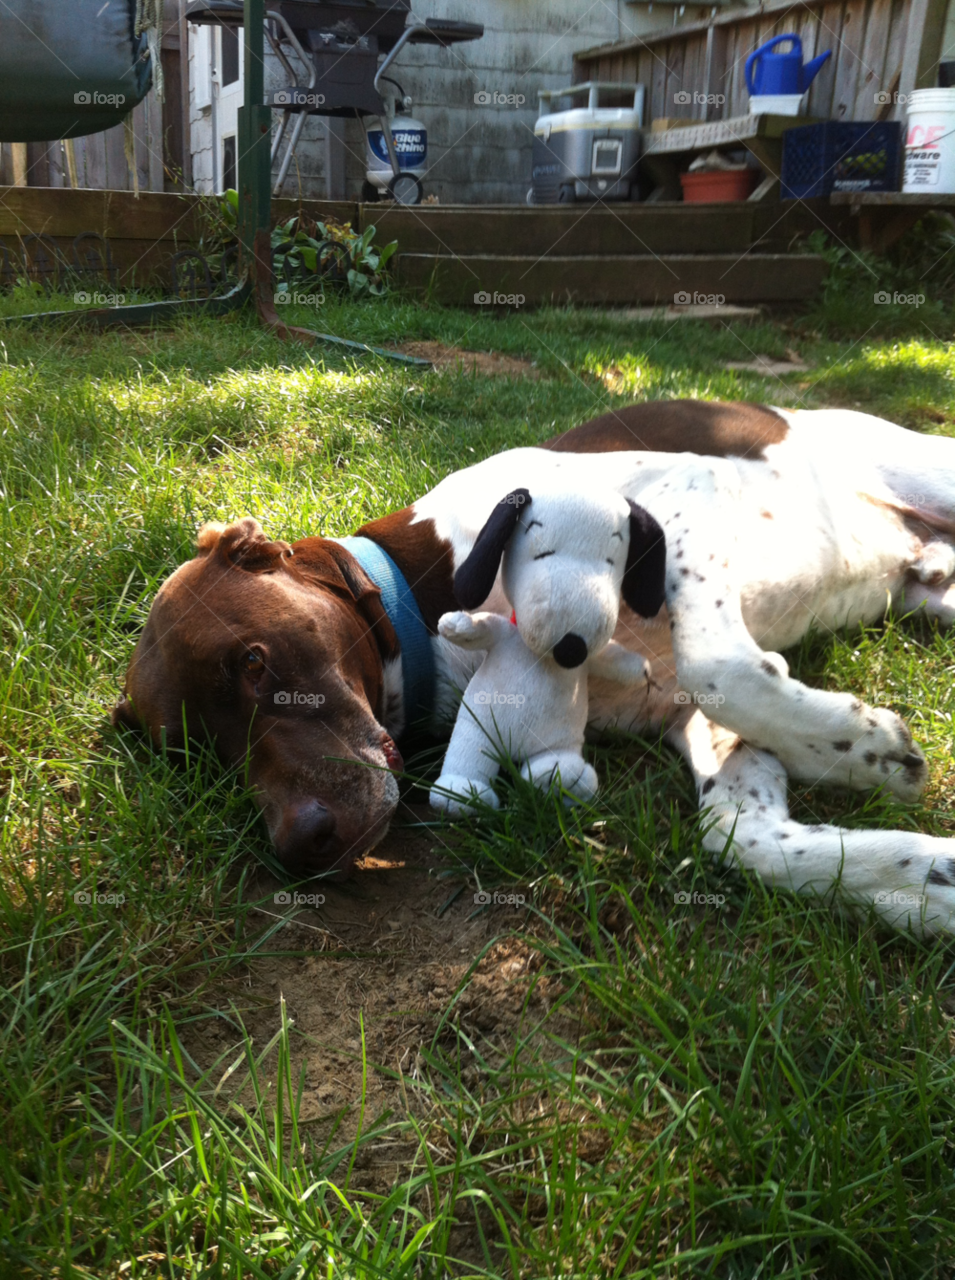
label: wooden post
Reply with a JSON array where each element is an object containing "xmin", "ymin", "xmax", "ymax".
[
  {"xmin": 899, "ymin": 0, "xmax": 948, "ymax": 94},
  {"xmin": 179, "ymin": 0, "xmax": 193, "ymax": 188},
  {"xmin": 325, "ymin": 119, "xmax": 345, "ymax": 200},
  {"xmin": 11, "ymin": 142, "xmax": 28, "ymax": 186},
  {"xmin": 703, "ymin": 25, "xmax": 728, "ymax": 122}
]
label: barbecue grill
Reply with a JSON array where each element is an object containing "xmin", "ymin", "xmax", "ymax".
[{"xmin": 187, "ymin": 1, "xmax": 483, "ymax": 203}]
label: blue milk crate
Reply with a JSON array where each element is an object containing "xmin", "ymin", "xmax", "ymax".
[{"xmin": 781, "ymin": 121, "xmax": 902, "ymax": 199}]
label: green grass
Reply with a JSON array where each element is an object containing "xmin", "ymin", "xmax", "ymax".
[{"xmin": 2, "ymin": 269, "xmax": 955, "ymax": 1278}]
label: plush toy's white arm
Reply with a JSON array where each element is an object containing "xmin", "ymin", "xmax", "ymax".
[
  {"xmin": 588, "ymin": 641, "xmax": 649, "ymax": 685},
  {"xmin": 438, "ymin": 610, "xmax": 514, "ymax": 650}
]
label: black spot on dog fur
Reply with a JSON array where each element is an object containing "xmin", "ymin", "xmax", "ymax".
[
  {"xmin": 864, "ymin": 751, "xmax": 878, "ymax": 765},
  {"xmin": 715, "ymin": 599, "xmax": 724, "ymax": 608},
  {"xmin": 928, "ymin": 868, "xmax": 952, "ymax": 887},
  {"xmin": 749, "ymin": 789, "xmax": 759, "ymax": 799},
  {"xmin": 761, "ymin": 660, "xmax": 780, "ymax": 677},
  {"xmin": 794, "ymin": 849, "xmax": 805, "ymax": 856},
  {"xmin": 701, "ymin": 778, "xmax": 716, "ymax": 795},
  {"xmin": 832, "ymin": 740, "xmax": 853, "ymax": 753},
  {"xmin": 779, "ymin": 832, "xmax": 791, "ymax": 839},
  {"xmin": 680, "ymin": 568, "xmax": 690, "ymax": 577},
  {"xmin": 899, "ymin": 858, "xmax": 911, "ymax": 868},
  {"xmin": 707, "ymin": 682, "xmax": 716, "ymax": 690}
]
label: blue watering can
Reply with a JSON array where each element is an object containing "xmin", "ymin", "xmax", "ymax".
[{"xmin": 745, "ymin": 34, "xmax": 831, "ymax": 96}]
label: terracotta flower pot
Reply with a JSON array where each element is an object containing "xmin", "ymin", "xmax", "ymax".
[{"xmin": 680, "ymin": 168, "xmax": 759, "ymax": 202}]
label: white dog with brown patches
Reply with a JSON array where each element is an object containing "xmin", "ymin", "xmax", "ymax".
[
  {"xmin": 429, "ymin": 485, "xmax": 665, "ymax": 814},
  {"xmin": 412, "ymin": 405, "xmax": 955, "ymax": 936}
]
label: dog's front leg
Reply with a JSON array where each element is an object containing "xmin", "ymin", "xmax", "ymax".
[
  {"xmin": 669, "ymin": 711, "xmax": 955, "ymax": 936},
  {"xmin": 588, "ymin": 641, "xmax": 650, "ymax": 685},
  {"xmin": 638, "ymin": 461, "xmax": 929, "ymax": 802}
]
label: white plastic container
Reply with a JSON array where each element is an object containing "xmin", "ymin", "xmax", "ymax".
[
  {"xmin": 748, "ymin": 93, "xmax": 804, "ymax": 115},
  {"xmin": 365, "ymin": 116, "xmax": 427, "ymax": 192},
  {"xmin": 903, "ymin": 88, "xmax": 955, "ymax": 192}
]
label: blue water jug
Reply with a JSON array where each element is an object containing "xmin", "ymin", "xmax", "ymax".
[{"xmin": 745, "ymin": 34, "xmax": 831, "ymax": 96}]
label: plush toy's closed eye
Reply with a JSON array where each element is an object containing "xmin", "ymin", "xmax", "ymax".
[
  {"xmin": 622, "ymin": 501, "xmax": 667, "ymax": 617},
  {"xmin": 454, "ymin": 489, "xmax": 531, "ymax": 609}
]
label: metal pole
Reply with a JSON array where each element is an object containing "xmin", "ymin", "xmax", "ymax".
[{"xmin": 237, "ymin": 0, "xmax": 271, "ymax": 272}]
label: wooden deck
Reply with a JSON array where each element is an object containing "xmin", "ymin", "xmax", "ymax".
[
  {"xmin": 0, "ymin": 186, "xmax": 845, "ymax": 305},
  {"xmin": 573, "ymin": 0, "xmax": 945, "ymax": 128}
]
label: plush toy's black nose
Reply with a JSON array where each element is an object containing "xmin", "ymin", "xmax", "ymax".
[{"xmin": 553, "ymin": 633, "xmax": 588, "ymax": 669}]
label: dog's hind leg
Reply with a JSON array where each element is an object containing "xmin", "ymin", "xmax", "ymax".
[
  {"xmin": 669, "ymin": 710, "xmax": 955, "ymax": 936},
  {"xmin": 637, "ymin": 460, "xmax": 930, "ymax": 801}
]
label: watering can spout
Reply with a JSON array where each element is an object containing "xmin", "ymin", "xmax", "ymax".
[{"xmin": 800, "ymin": 51, "xmax": 832, "ymax": 91}]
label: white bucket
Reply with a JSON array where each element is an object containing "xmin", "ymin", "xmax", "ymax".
[
  {"xmin": 748, "ymin": 93, "xmax": 804, "ymax": 116},
  {"xmin": 903, "ymin": 87, "xmax": 955, "ymax": 192}
]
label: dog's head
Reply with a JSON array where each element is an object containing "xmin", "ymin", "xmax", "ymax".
[
  {"xmin": 453, "ymin": 486, "xmax": 666, "ymax": 668},
  {"xmin": 112, "ymin": 519, "xmax": 402, "ymax": 876}
]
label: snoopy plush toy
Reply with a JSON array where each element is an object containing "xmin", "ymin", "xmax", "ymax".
[{"xmin": 429, "ymin": 484, "xmax": 667, "ymax": 816}]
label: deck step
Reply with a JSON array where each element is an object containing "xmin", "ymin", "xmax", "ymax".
[
  {"xmin": 363, "ymin": 200, "xmax": 848, "ymax": 258},
  {"xmin": 395, "ymin": 253, "xmax": 827, "ymax": 306}
]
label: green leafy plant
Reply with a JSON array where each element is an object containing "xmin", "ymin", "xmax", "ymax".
[
  {"xmin": 272, "ymin": 212, "xmax": 397, "ymax": 298},
  {"xmin": 197, "ymin": 190, "xmax": 398, "ymax": 298}
]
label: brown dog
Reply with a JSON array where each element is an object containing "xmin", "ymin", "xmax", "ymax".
[{"xmin": 114, "ymin": 517, "xmax": 409, "ymax": 873}]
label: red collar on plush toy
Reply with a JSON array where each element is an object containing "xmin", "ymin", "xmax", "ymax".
[{"xmin": 510, "ymin": 610, "xmax": 516, "ymax": 625}]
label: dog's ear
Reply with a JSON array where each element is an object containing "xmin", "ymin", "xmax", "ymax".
[
  {"xmin": 196, "ymin": 518, "xmax": 292, "ymax": 573},
  {"xmin": 622, "ymin": 500, "xmax": 667, "ymax": 618},
  {"xmin": 454, "ymin": 489, "xmax": 531, "ymax": 609},
  {"xmin": 319, "ymin": 540, "xmax": 400, "ymax": 662}
]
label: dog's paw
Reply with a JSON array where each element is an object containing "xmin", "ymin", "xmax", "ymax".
[
  {"xmin": 845, "ymin": 706, "xmax": 928, "ymax": 801},
  {"xmin": 781, "ymin": 702, "xmax": 928, "ymax": 801},
  {"xmin": 914, "ymin": 541, "xmax": 955, "ymax": 586},
  {"xmin": 430, "ymin": 773, "xmax": 499, "ymax": 817},
  {"xmin": 521, "ymin": 753, "xmax": 599, "ymax": 805},
  {"xmin": 437, "ymin": 611, "xmax": 474, "ymax": 642},
  {"xmin": 869, "ymin": 844, "xmax": 955, "ymax": 936},
  {"xmin": 438, "ymin": 611, "xmax": 491, "ymax": 649}
]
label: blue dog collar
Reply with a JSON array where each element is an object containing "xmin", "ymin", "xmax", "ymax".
[{"xmin": 333, "ymin": 536, "xmax": 435, "ymax": 732}]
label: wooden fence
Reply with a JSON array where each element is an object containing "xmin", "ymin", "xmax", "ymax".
[
  {"xmin": 573, "ymin": 0, "xmax": 947, "ymax": 126},
  {"xmin": 0, "ymin": 188, "xmax": 356, "ymax": 288}
]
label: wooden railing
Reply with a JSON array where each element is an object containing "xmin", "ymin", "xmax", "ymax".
[{"xmin": 573, "ymin": 0, "xmax": 946, "ymax": 126}]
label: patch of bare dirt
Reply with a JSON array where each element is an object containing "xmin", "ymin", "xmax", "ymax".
[
  {"xmin": 188, "ymin": 808, "xmax": 567, "ymax": 1186},
  {"xmin": 722, "ymin": 349, "xmax": 810, "ymax": 375},
  {"xmin": 390, "ymin": 340, "xmax": 541, "ymax": 379}
]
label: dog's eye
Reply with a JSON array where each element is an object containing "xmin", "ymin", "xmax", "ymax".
[{"xmin": 244, "ymin": 650, "xmax": 265, "ymax": 674}]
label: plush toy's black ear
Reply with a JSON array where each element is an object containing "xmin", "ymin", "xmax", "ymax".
[
  {"xmin": 622, "ymin": 500, "xmax": 667, "ymax": 617},
  {"xmin": 454, "ymin": 489, "xmax": 531, "ymax": 609}
]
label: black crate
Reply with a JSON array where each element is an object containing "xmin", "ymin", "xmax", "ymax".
[{"xmin": 781, "ymin": 121, "xmax": 902, "ymax": 199}]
